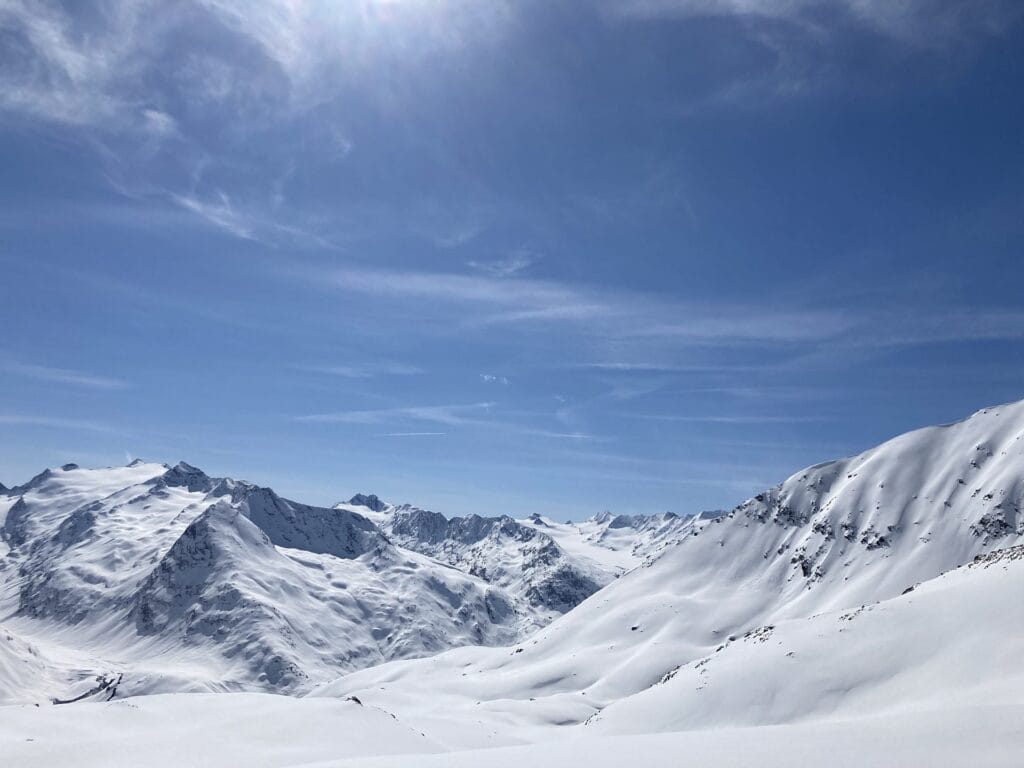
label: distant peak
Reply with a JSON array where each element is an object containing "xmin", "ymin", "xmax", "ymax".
[
  {"xmin": 157, "ymin": 461, "xmax": 215, "ymax": 493},
  {"xmin": 127, "ymin": 458, "xmax": 146, "ymax": 467},
  {"xmin": 348, "ymin": 493, "xmax": 388, "ymax": 513},
  {"xmin": 60, "ymin": 463, "xmax": 79, "ymax": 472}
]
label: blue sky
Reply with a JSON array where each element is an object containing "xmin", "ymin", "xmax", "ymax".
[{"xmin": 2, "ymin": 0, "xmax": 1024, "ymax": 519}]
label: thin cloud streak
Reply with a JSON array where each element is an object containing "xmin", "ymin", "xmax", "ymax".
[
  {"xmin": 605, "ymin": 0, "xmax": 1024, "ymax": 47},
  {"xmin": 622, "ymin": 412, "xmax": 829, "ymax": 424},
  {"xmin": 308, "ymin": 265, "xmax": 1024, "ymax": 354},
  {"xmin": 298, "ymin": 363, "xmax": 423, "ymax": 379},
  {"xmin": 316, "ymin": 266, "xmax": 852, "ymax": 344},
  {"xmin": 295, "ymin": 402, "xmax": 496, "ymax": 426},
  {"xmin": 295, "ymin": 402, "xmax": 605, "ymax": 442},
  {"xmin": 0, "ymin": 414, "xmax": 120, "ymax": 433},
  {"xmin": 3, "ymin": 360, "xmax": 131, "ymax": 390}
]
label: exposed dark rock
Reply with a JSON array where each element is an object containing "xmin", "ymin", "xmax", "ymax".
[{"xmin": 349, "ymin": 493, "xmax": 388, "ymax": 513}]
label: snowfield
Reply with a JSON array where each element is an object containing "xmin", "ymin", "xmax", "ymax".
[{"xmin": 2, "ymin": 400, "xmax": 1024, "ymax": 765}]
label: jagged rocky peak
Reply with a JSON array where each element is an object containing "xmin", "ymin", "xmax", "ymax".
[
  {"xmin": 148, "ymin": 462, "xmax": 390, "ymax": 560},
  {"xmin": 12, "ymin": 468, "xmax": 56, "ymax": 493},
  {"xmin": 388, "ymin": 505, "xmax": 450, "ymax": 545},
  {"xmin": 606, "ymin": 514, "xmax": 643, "ymax": 530},
  {"xmin": 156, "ymin": 461, "xmax": 216, "ymax": 493},
  {"xmin": 237, "ymin": 485, "xmax": 388, "ymax": 560},
  {"xmin": 348, "ymin": 493, "xmax": 389, "ymax": 513},
  {"xmin": 127, "ymin": 458, "xmax": 146, "ymax": 468},
  {"xmin": 132, "ymin": 503, "xmax": 274, "ymax": 633}
]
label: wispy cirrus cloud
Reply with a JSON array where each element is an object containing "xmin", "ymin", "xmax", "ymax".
[
  {"xmin": 480, "ymin": 373, "xmax": 510, "ymax": 385},
  {"xmin": 295, "ymin": 402, "xmax": 496, "ymax": 426},
  {"xmin": 621, "ymin": 412, "xmax": 828, "ymax": 424},
  {"xmin": 298, "ymin": 362, "xmax": 423, "ymax": 379},
  {"xmin": 0, "ymin": 414, "xmax": 120, "ymax": 433},
  {"xmin": 576, "ymin": 362, "xmax": 759, "ymax": 372},
  {"xmin": 606, "ymin": 0, "xmax": 1024, "ymax": 46},
  {"xmin": 295, "ymin": 401, "xmax": 602, "ymax": 441},
  {"xmin": 468, "ymin": 251, "xmax": 536, "ymax": 278},
  {"xmin": 302, "ymin": 264, "xmax": 1024, "ymax": 361},
  {"xmin": 603, "ymin": 0, "xmax": 1024, "ymax": 109},
  {"xmin": 312, "ymin": 265, "xmax": 852, "ymax": 344},
  {"xmin": 2, "ymin": 360, "xmax": 130, "ymax": 390}
]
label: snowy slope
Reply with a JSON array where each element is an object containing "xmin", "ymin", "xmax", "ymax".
[
  {"xmin": 0, "ymin": 462, "xmax": 519, "ymax": 700},
  {"xmin": 0, "ymin": 692, "xmax": 443, "ymax": 767},
  {"xmin": 6, "ymin": 543, "xmax": 1019, "ymax": 767},
  {"xmin": 312, "ymin": 400, "xmax": 1024, "ymax": 744},
  {"xmin": 589, "ymin": 544, "xmax": 1024, "ymax": 734},
  {"xmin": 520, "ymin": 509, "xmax": 723, "ymax": 570}
]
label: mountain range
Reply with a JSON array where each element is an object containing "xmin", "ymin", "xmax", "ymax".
[
  {"xmin": 2, "ymin": 399, "xmax": 1024, "ymax": 766},
  {"xmin": 0, "ymin": 460, "xmax": 703, "ymax": 701}
]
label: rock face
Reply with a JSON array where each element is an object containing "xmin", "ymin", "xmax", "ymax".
[
  {"xmin": 0, "ymin": 461, "xmax": 519, "ymax": 699},
  {"xmin": 348, "ymin": 493, "xmax": 388, "ymax": 513},
  {"xmin": 340, "ymin": 501, "xmax": 607, "ymax": 627},
  {"xmin": 380, "ymin": 503, "xmax": 608, "ymax": 619},
  {"xmin": 337, "ymin": 495, "xmax": 720, "ymax": 629}
]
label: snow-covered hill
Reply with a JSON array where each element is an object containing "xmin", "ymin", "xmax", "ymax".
[
  {"xmin": 0, "ymin": 462, "xmax": 519, "ymax": 700},
  {"xmin": 7, "ymin": 542, "xmax": 1020, "ymax": 768}
]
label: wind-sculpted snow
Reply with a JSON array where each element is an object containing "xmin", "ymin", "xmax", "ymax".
[{"xmin": 0, "ymin": 462, "xmax": 519, "ymax": 700}]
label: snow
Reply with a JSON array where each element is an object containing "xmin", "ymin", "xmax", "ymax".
[
  {"xmin": 0, "ymin": 462, "xmax": 520, "ymax": 699},
  {"xmin": 0, "ymin": 693, "xmax": 441, "ymax": 767},
  {"xmin": 338, "ymin": 496, "xmax": 714, "ymax": 632},
  {"xmin": 3, "ymin": 400, "xmax": 1024, "ymax": 765},
  {"xmin": 1, "ymin": 698, "xmax": 1021, "ymax": 767}
]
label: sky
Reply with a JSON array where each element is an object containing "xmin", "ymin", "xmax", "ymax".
[{"xmin": 1, "ymin": 0, "xmax": 1024, "ymax": 519}]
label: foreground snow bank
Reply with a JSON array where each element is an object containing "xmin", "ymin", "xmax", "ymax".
[
  {"xmin": 1, "ymin": 698, "xmax": 1020, "ymax": 768},
  {"xmin": 0, "ymin": 692, "xmax": 440, "ymax": 767}
]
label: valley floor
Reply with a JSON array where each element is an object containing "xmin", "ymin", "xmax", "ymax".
[{"xmin": 1, "ymin": 695, "xmax": 1021, "ymax": 768}]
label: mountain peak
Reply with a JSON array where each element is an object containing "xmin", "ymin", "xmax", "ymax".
[
  {"xmin": 348, "ymin": 493, "xmax": 388, "ymax": 513},
  {"xmin": 157, "ymin": 461, "xmax": 215, "ymax": 493}
]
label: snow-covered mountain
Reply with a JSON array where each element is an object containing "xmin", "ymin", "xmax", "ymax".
[
  {"xmin": 0, "ymin": 462, "xmax": 520, "ymax": 700},
  {"xmin": 338, "ymin": 495, "xmax": 716, "ymax": 630},
  {"xmin": 312, "ymin": 399, "xmax": 1024, "ymax": 745},
  {"xmin": 0, "ymin": 460, "xmax": 712, "ymax": 703},
  {"xmin": 4, "ymin": 399, "xmax": 1024, "ymax": 766}
]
